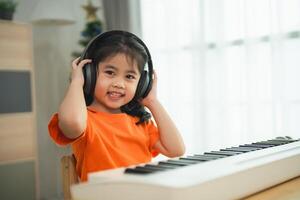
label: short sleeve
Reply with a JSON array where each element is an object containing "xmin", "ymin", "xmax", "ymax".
[
  {"xmin": 48, "ymin": 113, "xmax": 85, "ymax": 145},
  {"xmin": 146, "ymin": 120, "xmax": 160, "ymax": 157},
  {"xmin": 48, "ymin": 113, "xmax": 76, "ymax": 145}
]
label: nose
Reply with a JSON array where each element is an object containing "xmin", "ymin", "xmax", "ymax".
[{"xmin": 112, "ymin": 79, "xmax": 125, "ymax": 89}]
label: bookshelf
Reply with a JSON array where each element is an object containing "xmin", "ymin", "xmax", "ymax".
[{"xmin": 0, "ymin": 20, "xmax": 38, "ymax": 200}]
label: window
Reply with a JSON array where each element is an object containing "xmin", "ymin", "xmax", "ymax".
[{"xmin": 140, "ymin": 0, "xmax": 300, "ymax": 153}]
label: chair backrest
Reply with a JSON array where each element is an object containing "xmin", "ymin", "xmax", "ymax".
[{"xmin": 61, "ymin": 154, "xmax": 79, "ymax": 200}]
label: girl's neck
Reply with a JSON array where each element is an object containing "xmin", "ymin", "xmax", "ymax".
[{"xmin": 88, "ymin": 101, "xmax": 121, "ymax": 114}]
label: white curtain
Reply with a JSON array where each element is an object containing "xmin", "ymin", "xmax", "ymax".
[{"xmin": 140, "ymin": 0, "xmax": 300, "ymax": 154}]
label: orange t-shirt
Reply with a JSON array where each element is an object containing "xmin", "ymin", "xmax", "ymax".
[{"xmin": 48, "ymin": 107, "xmax": 160, "ymax": 181}]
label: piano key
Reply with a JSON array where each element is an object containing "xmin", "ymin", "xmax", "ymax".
[
  {"xmin": 166, "ymin": 159, "xmax": 198, "ymax": 165},
  {"xmin": 145, "ymin": 164, "xmax": 176, "ymax": 170},
  {"xmin": 158, "ymin": 161, "xmax": 187, "ymax": 167},
  {"xmin": 188, "ymin": 155, "xmax": 221, "ymax": 161},
  {"xmin": 252, "ymin": 141, "xmax": 287, "ymax": 145},
  {"xmin": 179, "ymin": 157, "xmax": 208, "ymax": 162},
  {"xmin": 233, "ymin": 146, "xmax": 263, "ymax": 150},
  {"xmin": 135, "ymin": 166, "xmax": 164, "ymax": 172},
  {"xmin": 125, "ymin": 167, "xmax": 154, "ymax": 174},
  {"xmin": 193, "ymin": 154, "xmax": 227, "ymax": 159},
  {"xmin": 220, "ymin": 146, "xmax": 262, "ymax": 153},
  {"xmin": 267, "ymin": 139, "xmax": 296, "ymax": 143},
  {"xmin": 239, "ymin": 144, "xmax": 275, "ymax": 148},
  {"xmin": 274, "ymin": 136, "xmax": 293, "ymax": 140},
  {"xmin": 204, "ymin": 151, "xmax": 242, "ymax": 156},
  {"xmin": 188, "ymin": 156, "xmax": 216, "ymax": 161}
]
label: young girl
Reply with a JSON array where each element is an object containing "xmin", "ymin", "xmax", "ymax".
[{"xmin": 48, "ymin": 31, "xmax": 185, "ymax": 181}]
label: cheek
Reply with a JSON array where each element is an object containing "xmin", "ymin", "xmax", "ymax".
[
  {"xmin": 130, "ymin": 81, "xmax": 139, "ymax": 92},
  {"xmin": 94, "ymin": 78, "xmax": 108, "ymax": 94},
  {"xmin": 132, "ymin": 76, "xmax": 141, "ymax": 90}
]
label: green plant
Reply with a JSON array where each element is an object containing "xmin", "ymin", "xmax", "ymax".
[{"xmin": 0, "ymin": 0, "xmax": 18, "ymax": 12}]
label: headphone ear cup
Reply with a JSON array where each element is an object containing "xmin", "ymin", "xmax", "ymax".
[
  {"xmin": 135, "ymin": 70, "xmax": 151, "ymax": 99},
  {"xmin": 143, "ymin": 71, "xmax": 153, "ymax": 98},
  {"xmin": 83, "ymin": 62, "xmax": 97, "ymax": 105}
]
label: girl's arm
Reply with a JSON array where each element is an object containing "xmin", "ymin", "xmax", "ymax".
[
  {"xmin": 142, "ymin": 71, "xmax": 186, "ymax": 158},
  {"xmin": 58, "ymin": 58, "xmax": 91, "ymax": 139}
]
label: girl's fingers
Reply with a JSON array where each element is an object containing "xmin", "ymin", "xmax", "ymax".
[
  {"xmin": 152, "ymin": 69, "xmax": 157, "ymax": 82},
  {"xmin": 77, "ymin": 59, "xmax": 92, "ymax": 69},
  {"xmin": 72, "ymin": 57, "xmax": 81, "ymax": 69},
  {"xmin": 72, "ymin": 58, "xmax": 92, "ymax": 69}
]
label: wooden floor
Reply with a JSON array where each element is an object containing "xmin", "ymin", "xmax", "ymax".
[{"xmin": 243, "ymin": 176, "xmax": 300, "ymax": 200}]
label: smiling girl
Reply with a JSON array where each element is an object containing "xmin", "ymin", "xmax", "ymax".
[{"xmin": 48, "ymin": 31, "xmax": 185, "ymax": 181}]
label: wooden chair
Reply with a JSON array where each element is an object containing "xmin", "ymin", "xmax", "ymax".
[{"xmin": 61, "ymin": 154, "xmax": 79, "ymax": 200}]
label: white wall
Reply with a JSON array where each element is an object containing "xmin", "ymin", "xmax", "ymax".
[{"xmin": 14, "ymin": 0, "xmax": 105, "ymax": 199}]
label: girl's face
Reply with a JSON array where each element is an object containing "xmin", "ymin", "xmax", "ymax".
[{"xmin": 90, "ymin": 53, "xmax": 141, "ymax": 113}]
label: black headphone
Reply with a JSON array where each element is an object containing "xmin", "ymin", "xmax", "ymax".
[{"xmin": 80, "ymin": 30, "xmax": 153, "ymax": 108}]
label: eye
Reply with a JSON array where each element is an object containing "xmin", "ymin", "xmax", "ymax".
[
  {"xmin": 126, "ymin": 74, "xmax": 136, "ymax": 80},
  {"xmin": 104, "ymin": 70, "xmax": 115, "ymax": 76}
]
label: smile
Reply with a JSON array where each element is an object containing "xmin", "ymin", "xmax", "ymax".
[{"xmin": 107, "ymin": 91, "xmax": 125, "ymax": 99}]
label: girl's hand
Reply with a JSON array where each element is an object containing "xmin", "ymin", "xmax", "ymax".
[
  {"xmin": 141, "ymin": 70, "xmax": 158, "ymax": 107},
  {"xmin": 70, "ymin": 57, "xmax": 92, "ymax": 86}
]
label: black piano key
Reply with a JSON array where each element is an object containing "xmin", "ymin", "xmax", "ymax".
[
  {"xmin": 135, "ymin": 166, "xmax": 164, "ymax": 172},
  {"xmin": 189, "ymin": 155, "xmax": 221, "ymax": 161},
  {"xmin": 268, "ymin": 139, "xmax": 292, "ymax": 142},
  {"xmin": 267, "ymin": 139, "xmax": 296, "ymax": 144},
  {"xmin": 166, "ymin": 159, "xmax": 198, "ymax": 165},
  {"xmin": 274, "ymin": 136, "xmax": 292, "ymax": 140},
  {"xmin": 239, "ymin": 144, "xmax": 275, "ymax": 148},
  {"xmin": 193, "ymin": 154, "xmax": 227, "ymax": 159},
  {"xmin": 158, "ymin": 161, "xmax": 187, "ymax": 167},
  {"xmin": 179, "ymin": 157, "xmax": 207, "ymax": 162},
  {"xmin": 204, "ymin": 151, "xmax": 242, "ymax": 156},
  {"xmin": 145, "ymin": 164, "xmax": 176, "ymax": 170},
  {"xmin": 251, "ymin": 142, "xmax": 281, "ymax": 146},
  {"xmin": 125, "ymin": 167, "xmax": 154, "ymax": 174},
  {"xmin": 252, "ymin": 140, "xmax": 287, "ymax": 145},
  {"xmin": 269, "ymin": 139, "xmax": 296, "ymax": 142},
  {"xmin": 220, "ymin": 146, "xmax": 262, "ymax": 153},
  {"xmin": 188, "ymin": 156, "xmax": 215, "ymax": 161}
]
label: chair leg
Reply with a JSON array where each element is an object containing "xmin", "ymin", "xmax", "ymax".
[{"xmin": 61, "ymin": 155, "xmax": 78, "ymax": 200}]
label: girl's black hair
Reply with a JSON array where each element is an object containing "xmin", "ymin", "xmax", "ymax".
[{"xmin": 90, "ymin": 34, "xmax": 151, "ymax": 124}]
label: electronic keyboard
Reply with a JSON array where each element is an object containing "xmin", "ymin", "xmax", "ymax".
[{"xmin": 71, "ymin": 137, "xmax": 300, "ymax": 200}]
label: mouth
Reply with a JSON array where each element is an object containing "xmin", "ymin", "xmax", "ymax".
[{"xmin": 107, "ymin": 91, "xmax": 125, "ymax": 99}]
